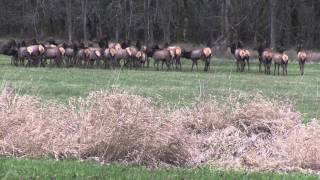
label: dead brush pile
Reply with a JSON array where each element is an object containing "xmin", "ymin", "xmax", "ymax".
[{"xmin": 0, "ymin": 87, "xmax": 320, "ymax": 172}]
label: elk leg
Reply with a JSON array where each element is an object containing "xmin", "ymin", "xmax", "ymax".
[
  {"xmin": 196, "ymin": 61, "xmax": 198, "ymax": 71},
  {"xmin": 191, "ymin": 61, "xmax": 195, "ymax": 71}
]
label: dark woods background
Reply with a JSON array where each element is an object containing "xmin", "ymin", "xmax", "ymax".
[{"xmin": 0, "ymin": 0, "xmax": 318, "ymax": 48}]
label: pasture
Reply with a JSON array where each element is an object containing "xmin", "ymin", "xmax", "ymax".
[
  {"xmin": 0, "ymin": 54, "xmax": 320, "ymax": 179},
  {"xmin": 0, "ymin": 55, "xmax": 319, "ymax": 120}
]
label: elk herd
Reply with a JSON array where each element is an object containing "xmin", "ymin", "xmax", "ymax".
[{"xmin": 0, "ymin": 38, "xmax": 308, "ymax": 76}]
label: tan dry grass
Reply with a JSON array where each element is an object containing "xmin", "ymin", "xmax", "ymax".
[{"xmin": 0, "ymin": 87, "xmax": 320, "ymax": 172}]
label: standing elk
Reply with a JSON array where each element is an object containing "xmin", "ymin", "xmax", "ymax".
[
  {"xmin": 147, "ymin": 45, "xmax": 174, "ymax": 71},
  {"xmin": 297, "ymin": 46, "xmax": 307, "ymax": 76},
  {"xmin": 230, "ymin": 42, "xmax": 250, "ymax": 72},
  {"xmin": 74, "ymin": 42, "xmax": 87, "ymax": 67},
  {"xmin": 64, "ymin": 44, "xmax": 77, "ymax": 67},
  {"xmin": 42, "ymin": 45, "xmax": 65, "ymax": 67},
  {"xmin": 85, "ymin": 47, "xmax": 103, "ymax": 68},
  {"xmin": 167, "ymin": 46, "xmax": 182, "ymax": 71},
  {"xmin": 182, "ymin": 47, "xmax": 212, "ymax": 72},
  {"xmin": 103, "ymin": 48, "xmax": 116, "ymax": 69},
  {"xmin": 273, "ymin": 52, "xmax": 289, "ymax": 76},
  {"xmin": 0, "ymin": 39, "xmax": 18, "ymax": 65},
  {"xmin": 25, "ymin": 44, "xmax": 45, "ymax": 67},
  {"xmin": 262, "ymin": 49, "xmax": 273, "ymax": 75},
  {"xmin": 230, "ymin": 42, "xmax": 245, "ymax": 72}
]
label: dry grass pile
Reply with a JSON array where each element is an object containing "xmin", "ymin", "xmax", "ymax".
[{"xmin": 0, "ymin": 87, "xmax": 320, "ymax": 172}]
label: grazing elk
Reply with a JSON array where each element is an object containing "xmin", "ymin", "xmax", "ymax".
[
  {"xmin": 273, "ymin": 52, "xmax": 289, "ymax": 76},
  {"xmin": 297, "ymin": 45, "xmax": 307, "ymax": 76},
  {"xmin": 182, "ymin": 47, "xmax": 212, "ymax": 72}
]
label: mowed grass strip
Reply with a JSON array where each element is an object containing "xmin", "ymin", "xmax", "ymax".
[
  {"xmin": 0, "ymin": 158, "xmax": 318, "ymax": 180},
  {"xmin": 1, "ymin": 55, "xmax": 320, "ymax": 120}
]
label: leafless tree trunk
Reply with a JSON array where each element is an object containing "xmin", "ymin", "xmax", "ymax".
[
  {"xmin": 268, "ymin": 0, "xmax": 275, "ymax": 48},
  {"xmin": 81, "ymin": 0, "xmax": 88, "ymax": 43},
  {"xmin": 66, "ymin": 0, "xmax": 72, "ymax": 44}
]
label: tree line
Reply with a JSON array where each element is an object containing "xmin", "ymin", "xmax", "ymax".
[{"xmin": 0, "ymin": 0, "xmax": 319, "ymax": 49}]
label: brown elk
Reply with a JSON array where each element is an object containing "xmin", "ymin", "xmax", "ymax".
[
  {"xmin": 15, "ymin": 41, "xmax": 29, "ymax": 66},
  {"xmin": 273, "ymin": 52, "xmax": 289, "ymax": 76},
  {"xmin": 230, "ymin": 42, "xmax": 250, "ymax": 72},
  {"xmin": 297, "ymin": 45, "xmax": 307, "ymax": 76},
  {"xmin": 113, "ymin": 47, "xmax": 132, "ymax": 69},
  {"xmin": 182, "ymin": 47, "xmax": 212, "ymax": 72},
  {"xmin": 25, "ymin": 44, "xmax": 45, "ymax": 67},
  {"xmin": 135, "ymin": 50, "xmax": 147, "ymax": 68},
  {"xmin": 84, "ymin": 46, "xmax": 103, "ymax": 68},
  {"xmin": 74, "ymin": 42, "xmax": 87, "ymax": 66},
  {"xmin": 167, "ymin": 46, "xmax": 182, "ymax": 71},
  {"xmin": 0, "ymin": 39, "xmax": 17, "ymax": 65},
  {"xmin": 64, "ymin": 44, "xmax": 77, "ymax": 67},
  {"xmin": 262, "ymin": 49, "xmax": 273, "ymax": 75},
  {"xmin": 42, "ymin": 46, "xmax": 65, "ymax": 67},
  {"xmin": 103, "ymin": 48, "xmax": 116, "ymax": 69}
]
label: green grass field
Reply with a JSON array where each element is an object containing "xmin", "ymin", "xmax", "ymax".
[
  {"xmin": 0, "ymin": 55, "xmax": 320, "ymax": 179},
  {"xmin": 0, "ymin": 158, "xmax": 318, "ymax": 180}
]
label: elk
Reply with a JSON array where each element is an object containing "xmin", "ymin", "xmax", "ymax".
[
  {"xmin": 25, "ymin": 44, "xmax": 45, "ymax": 67},
  {"xmin": 182, "ymin": 47, "xmax": 212, "ymax": 72},
  {"xmin": 74, "ymin": 42, "xmax": 87, "ymax": 67},
  {"xmin": 135, "ymin": 50, "xmax": 147, "ymax": 68},
  {"xmin": 103, "ymin": 48, "xmax": 116, "ymax": 69},
  {"xmin": 230, "ymin": 42, "xmax": 250, "ymax": 72},
  {"xmin": 15, "ymin": 41, "xmax": 29, "ymax": 66},
  {"xmin": 167, "ymin": 46, "xmax": 182, "ymax": 71},
  {"xmin": 273, "ymin": 52, "xmax": 289, "ymax": 76},
  {"xmin": 113, "ymin": 47, "xmax": 132, "ymax": 69},
  {"xmin": 262, "ymin": 49, "xmax": 273, "ymax": 75},
  {"xmin": 297, "ymin": 45, "xmax": 307, "ymax": 76},
  {"xmin": 0, "ymin": 39, "xmax": 17, "ymax": 65},
  {"xmin": 146, "ymin": 44, "xmax": 174, "ymax": 70},
  {"xmin": 84, "ymin": 44, "xmax": 103, "ymax": 68},
  {"xmin": 42, "ymin": 46, "xmax": 65, "ymax": 67},
  {"xmin": 64, "ymin": 44, "xmax": 77, "ymax": 67}
]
